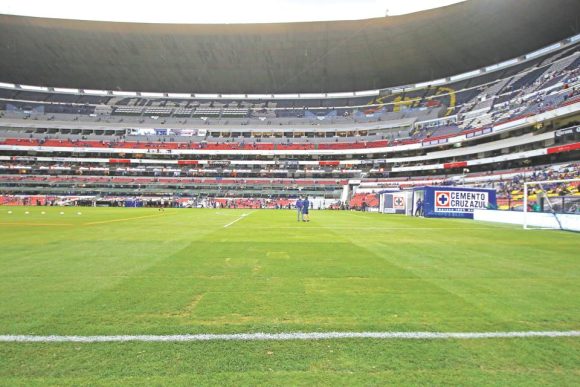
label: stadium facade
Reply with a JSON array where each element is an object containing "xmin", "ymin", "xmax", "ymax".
[{"xmin": 0, "ymin": 0, "xmax": 579, "ymax": 210}]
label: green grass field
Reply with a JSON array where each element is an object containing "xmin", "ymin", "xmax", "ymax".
[{"xmin": 0, "ymin": 207, "xmax": 578, "ymax": 385}]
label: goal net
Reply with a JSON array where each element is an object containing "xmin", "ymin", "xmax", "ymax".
[{"xmin": 523, "ymin": 178, "xmax": 580, "ymax": 231}]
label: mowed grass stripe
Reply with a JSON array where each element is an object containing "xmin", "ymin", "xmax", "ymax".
[
  {"xmin": 1, "ymin": 208, "xmax": 577, "ymax": 334},
  {"xmin": 0, "ymin": 222, "xmax": 74, "ymax": 226}
]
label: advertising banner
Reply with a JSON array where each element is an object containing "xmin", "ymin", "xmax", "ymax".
[
  {"xmin": 380, "ymin": 191, "xmax": 410, "ymax": 215},
  {"xmin": 420, "ymin": 186, "xmax": 497, "ymax": 219}
]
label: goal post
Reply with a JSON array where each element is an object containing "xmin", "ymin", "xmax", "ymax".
[{"xmin": 523, "ymin": 178, "xmax": 580, "ymax": 231}]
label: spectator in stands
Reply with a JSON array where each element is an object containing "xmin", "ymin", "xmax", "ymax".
[{"xmin": 295, "ymin": 197, "xmax": 303, "ymax": 222}]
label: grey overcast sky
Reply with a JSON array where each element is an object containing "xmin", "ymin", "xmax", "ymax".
[{"xmin": 0, "ymin": 0, "xmax": 466, "ymax": 23}]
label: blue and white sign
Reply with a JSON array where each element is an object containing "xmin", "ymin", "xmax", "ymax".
[
  {"xmin": 380, "ymin": 191, "xmax": 410, "ymax": 215},
  {"xmin": 418, "ymin": 186, "xmax": 497, "ymax": 219},
  {"xmin": 434, "ymin": 190, "xmax": 489, "ymax": 213}
]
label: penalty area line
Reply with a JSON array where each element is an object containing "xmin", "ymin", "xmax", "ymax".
[
  {"xmin": 0, "ymin": 331, "xmax": 578, "ymax": 343},
  {"xmin": 84, "ymin": 213, "xmax": 170, "ymax": 226},
  {"xmin": 223, "ymin": 211, "xmax": 254, "ymax": 228}
]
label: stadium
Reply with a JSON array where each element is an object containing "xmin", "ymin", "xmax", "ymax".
[{"xmin": 0, "ymin": 0, "xmax": 579, "ymax": 384}]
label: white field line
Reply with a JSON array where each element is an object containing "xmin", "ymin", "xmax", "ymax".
[
  {"xmin": 223, "ymin": 212, "xmax": 253, "ymax": 228},
  {"xmin": 84, "ymin": 213, "xmax": 169, "ymax": 226},
  {"xmin": 239, "ymin": 226, "xmax": 504, "ymax": 230},
  {"xmin": 0, "ymin": 331, "xmax": 578, "ymax": 343},
  {"xmin": 0, "ymin": 222, "xmax": 74, "ymax": 227}
]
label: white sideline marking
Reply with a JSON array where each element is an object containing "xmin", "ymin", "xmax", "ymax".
[
  {"xmin": 0, "ymin": 331, "xmax": 578, "ymax": 343},
  {"xmin": 223, "ymin": 212, "xmax": 253, "ymax": 228},
  {"xmin": 241, "ymin": 226, "xmax": 504, "ymax": 231}
]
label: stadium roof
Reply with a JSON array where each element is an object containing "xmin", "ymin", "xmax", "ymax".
[
  {"xmin": 0, "ymin": 0, "xmax": 579, "ymax": 94},
  {"xmin": 0, "ymin": 0, "xmax": 468, "ymax": 24}
]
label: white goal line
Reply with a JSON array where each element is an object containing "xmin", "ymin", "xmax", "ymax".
[{"xmin": 1, "ymin": 331, "xmax": 578, "ymax": 343}]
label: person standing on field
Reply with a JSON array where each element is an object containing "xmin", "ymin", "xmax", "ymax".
[
  {"xmin": 415, "ymin": 198, "xmax": 423, "ymax": 217},
  {"xmin": 295, "ymin": 197, "xmax": 304, "ymax": 222},
  {"xmin": 302, "ymin": 197, "xmax": 310, "ymax": 222}
]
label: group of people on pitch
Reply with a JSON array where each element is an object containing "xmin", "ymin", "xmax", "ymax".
[{"xmin": 295, "ymin": 197, "xmax": 311, "ymax": 222}]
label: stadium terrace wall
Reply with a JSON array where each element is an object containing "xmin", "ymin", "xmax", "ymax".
[
  {"xmin": 0, "ymin": 0, "xmax": 579, "ymax": 94},
  {"xmin": 2, "ymin": 98, "xmax": 578, "ymax": 158}
]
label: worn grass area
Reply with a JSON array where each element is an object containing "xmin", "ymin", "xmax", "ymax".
[{"xmin": 0, "ymin": 207, "xmax": 578, "ymax": 385}]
